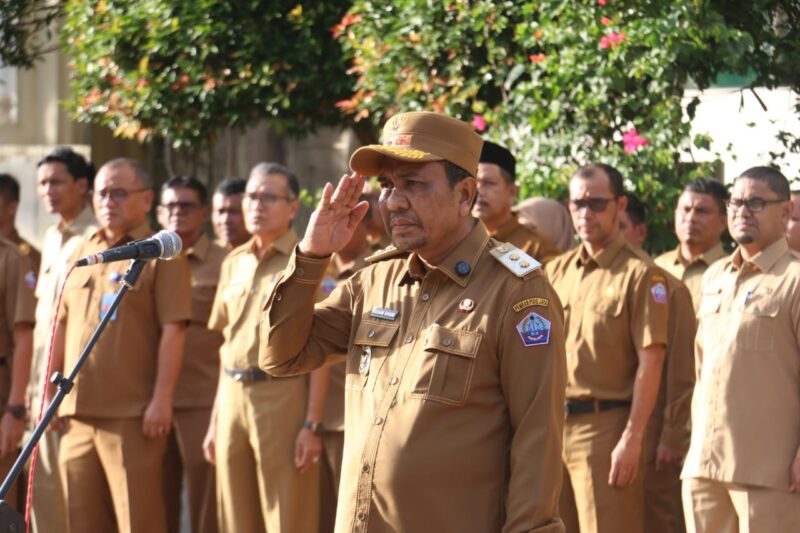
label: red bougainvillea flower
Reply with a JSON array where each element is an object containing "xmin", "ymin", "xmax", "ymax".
[
  {"xmin": 622, "ymin": 128, "xmax": 649, "ymax": 153},
  {"xmin": 600, "ymin": 31, "xmax": 626, "ymax": 48},
  {"xmin": 598, "ymin": 0, "xmax": 607, "ymax": 5},
  {"xmin": 472, "ymin": 114, "xmax": 487, "ymax": 132},
  {"xmin": 529, "ymin": 53, "xmax": 546, "ymax": 63},
  {"xmin": 599, "ymin": 36, "xmax": 611, "ymax": 48},
  {"xmin": 601, "ymin": 16, "xmax": 612, "ymax": 26}
]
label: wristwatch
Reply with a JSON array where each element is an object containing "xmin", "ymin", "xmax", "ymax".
[
  {"xmin": 5, "ymin": 404, "xmax": 25, "ymax": 421},
  {"xmin": 303, "ymin": 420, "xmax": 324, "ymax": 435}
]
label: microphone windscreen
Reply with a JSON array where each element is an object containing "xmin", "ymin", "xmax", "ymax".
[{"xmin": 155, "ymin": 230, "xmax": 183, "ymax": 259}]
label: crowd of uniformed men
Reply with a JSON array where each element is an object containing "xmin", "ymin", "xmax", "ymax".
[{"xmin": 0, "ymin": 110, "xmax": 797, "ymax": 533}]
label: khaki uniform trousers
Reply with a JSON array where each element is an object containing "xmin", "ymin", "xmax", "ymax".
[
  {"xmin": 59, "ymin": 416, "xmax": 167, "ymax": 533},
  {"xmin": 319, "ymin": 430, "xmax": 344, "ymax": 533},
  {"xmin": 682, "ymin": 478, "xmax": 800, "ymax": 533},
  {"xmin": 30, "ymin": 426, "xmax": 67, "ymax": 532},
  {"xmin": 644, "ymin": 421, "xmax": 684, "ymax": 533},
  {"xmin": 562, "ymin": 407, "xmax": 645, "ymax": 533},
  {"xmin": 163, "ymin": 406, "xmax": 217, "ymax": 533},
  {"xmin": 215, "ymin": 375, "xmax": 319, "ymax": 533}
]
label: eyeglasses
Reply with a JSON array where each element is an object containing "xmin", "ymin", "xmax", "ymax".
[
  {"xmin": 243, "ymin": 192, "xmax": 293, "ymax": 207},
  {"xmin": 726, "ymin": 197, "xmax": 785, "ymax": 213},
  {"xmin": 93, "ymin": 188, "xmax": 148, "ymax": 202},
  {"xmin": 160, "ymin": 201, "xmax": 201, "ymax": 213},
  {"xmin": 568, "ymin": 197, "xmax": 615, "ymax": 213}
]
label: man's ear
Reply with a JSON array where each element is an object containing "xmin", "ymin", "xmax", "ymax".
[{"xmin": 459, "ymin": 177, "xmax": 477, "ymax": 217}]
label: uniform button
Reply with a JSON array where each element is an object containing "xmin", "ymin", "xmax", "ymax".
[
  {"xmin": 275, "ymin": 293, "xmax": 282, "ymax": 301},
  {"xmin": 421, "ymin": 293, "xmax": 430, "ymax": 301},
  {"xmin": 296, "ymin": 267, "xmax": 305, "ymax": 276},
  {"xmin": 404, "ymin": 335, "xmax": 413, "ymax": 343},
  {"xmin": 357, "ymin": 512, "xmax": 366, "ymax": 521},
  {"xmin": 389, "ymin": 376, "xmax": 398, "ymax": 385},
  {"xmin": 374, "ymin": 417, "xmax": 383, "ymax": 425},
  {"xmin": 367, "ymin": 329, "xmax": 375, "ymax": 338},
  {"xmin": 362, "ymin": 464, "xmax": 370, "ymax": 473},
  {"xmin": 442, "ymin": 338, "xmax": 452, "ymax": 347}
]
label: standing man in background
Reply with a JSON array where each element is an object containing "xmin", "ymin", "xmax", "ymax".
[
  {"xmin": 785, "ymin": 188, "xmax": 800, "ymax": 252},
  {"xmin": 655, "ymin": 178, "xmax": 728, "ymax": 309},
  {"xmin": 204, "ymin": 163, "xmax": 322, "ymax": 533},
  {"xmin": 546, "ymin": 164, "xmax": 669, "ymax": 533},
  {"xmin": 0, "ymin": 173, "xmax": 41, "ymax": 276},
  {"xmin": 30, "ymin": 147, "xmax": 97, "ymax": 533},
  {"xmin": 682, "ymin": 166, "xmax": 800, "ymax": 532},
  {"xmin": 474, "ymin": 141, "xmax": 561, "ymax": 262},
  {"xmin": 158, "ymin": 176, "xmax": 225, "ymax": 533},
  {"xmin": 212, "ymin": 177, "xmax": 250, "ymax": 249},
  {"xmin": 619, "ymin": 193, "xmax": 696, "ymax": 533},
  {"xmin": 52, "ymin": 158, "xmax": 191, "ymax": 533}
]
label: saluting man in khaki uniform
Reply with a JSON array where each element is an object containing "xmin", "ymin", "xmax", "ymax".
[
  {"xmin": 260, "ymin": 112, "xmax": 567, "ymax": 533},
  {"xmin": 474, "ymin": 141, "xmax": 561, "ymax": 262},
  {"xmin": 655, "ymin": 178, "xmax": 728, "ymax": 310},
  {"xmin": 52, "ymin": 158, "xmax": 192, "ymax": 533},
  {"xmin": 157, "ymin": 176, "xmax": 226, "ymax": 533},
  {"xmin": 545, "ymin": 164, "xmax": 669, "ymax": 533},
  {"xmin": 620, "ymin": 194, "xmax": 696, "ymax": 533},
  {"xmin": 30, "ymin": 147, "xmax": 97, "ymax": 533},
  {"xmin": 682, "ymin": 166, "xmax": 800, "ymax": 532},
  {"xmin": 203, "ymin": 163, "xmax": 323, "ymax": 533}
]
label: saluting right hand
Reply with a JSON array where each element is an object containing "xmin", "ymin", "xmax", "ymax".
[{"xmin": 298, "ymin": 173, "xmax": 370, "ymax": 258}]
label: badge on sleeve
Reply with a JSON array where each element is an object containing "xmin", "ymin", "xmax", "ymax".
[
  {"xmin": 321, "ymin": 276, "xmax": 337, "ymax": 296},
  {"xmin": 100, "ymin": 293, "xmax": 118, "ymax": 321},
  {"xmin": 516, "ymin": 312, "xmax": 551, "ymax": 347},
  {"xmin": 650, "ymin": 282, "xmax": 668, "ymax": 304}
]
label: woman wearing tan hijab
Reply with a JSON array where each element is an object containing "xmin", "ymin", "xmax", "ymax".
[{"xmin": 515, "ymin": 197, "xmax": 576, "ymax": 252}]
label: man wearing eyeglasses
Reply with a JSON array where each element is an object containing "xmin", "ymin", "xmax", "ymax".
[
  {"xmin": 682, "ymin": 166, "xmax": 800, "ymax": 532},
  {"xmin": 545, "ymin": 164, "xmax": 669, "ymax": 533},
  {"xmin": 205, "ymin": 162, "xmax": 322, "ymax": 533},
  {"xmin": 51, "ymin": 158, "xmax": 192, "ymax": 533},
  {"xmin": 157, "ymin": 176, "xmax": 226, "ymax": 533},
  {"xmin": 655, "ymin": 178, "xmax": 728, "ymax": 311}
]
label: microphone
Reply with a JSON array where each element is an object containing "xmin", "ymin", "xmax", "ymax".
[{"xmin": 75, "ymin": 230, "xmax": 183, "ymax": 267}]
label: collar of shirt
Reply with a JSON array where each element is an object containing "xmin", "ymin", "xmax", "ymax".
[
  {"xmin": 576, "ymin": 233, "xmax": 627, "ymax": 269},
  {"xmin": 90, "ymin": 221, "xmax": 152, "ymax": 247},
  {"xmin": 490, "ymin": 212, "xmax": 521, "ymax": 241},
  {"xmin": 186, "ymin": 233, "xmax": 210, "ymax": 262},
  {"xmin": 58, "ymin": 205, "xmax": 97, "ymax": 237},
  {"xmin": 671, "ymin": 241, "xmax": 726, "ymax": 268},
  {"xmin": 729, "ymin": 237, "xmax": 789, "ymax": 273},
  {"xmin": 243, "ymin": 228, "xmax": 298, "ymax": 263},
  {"xmin": 398, "ymin": 220, "xmax": 489, "ymax": 288}
]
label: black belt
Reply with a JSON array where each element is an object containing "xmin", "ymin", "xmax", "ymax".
[
  {"xmin": 224, "ymin": 367, "xmax": 270, "ymax": 383},
  {"xmin": 564, "ymin": 399, "xmax": 631, "ymax": 416}
]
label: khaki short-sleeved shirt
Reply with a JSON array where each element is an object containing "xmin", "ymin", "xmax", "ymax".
[
  {"xmin": 58, "ymin": 223, "xmax": 192, "ymax": 418},
  {"xmin": 546, "ymin": 234, "xmax": 669, "ymax": 400},
  {"xmin": 682, "ymin": 238, "xmax": 800, "ymax": 490},
  {"xmin": 319, "ymin": 249, "xmax": 373, "ymax": 433},
  {"xmin": 260, "ymin": 222, "xmax": 566, "ymax": 533},
  {"xmin": 174, "ymin": 234, "xmax": 226, "ymax": 408},
  {"xmin": 0, "ymin": 237, "xmax": 37, "ymax": 361},
  {"xmin": 490, "ymin": 213, "xmax": 561, "ymax": 264},
  {"xmin": 655, "ymin": 243, "xmax": 727, "ymax": 311},
  {"xmin": 209, "ymin": 229, "xmax": 298, "ymax": 369},
  {"xmin": 15, "ymin": 236, "xmax": 41, "ymax": 287}
]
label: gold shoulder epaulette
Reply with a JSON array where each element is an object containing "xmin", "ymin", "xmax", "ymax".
[
  {"xmin": 366, "ymin": 245, "xmax": 404, "ymax": 263},
  {"xmin": 489, "ymin": 242, "xmax": 541, "ymax": 278}
]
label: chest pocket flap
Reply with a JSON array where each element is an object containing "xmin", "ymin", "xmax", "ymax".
[
  {"xmin": 414, "ymin": 324, "xmax": 482, "ymax": 406},
  {"xmin": 352, "ymin": 320, "xmax": 399, "ymax": 347},
  {"xmin": 423, "ymin": 324, "xmax": 481, "ymax": 359},
  {"xmin": 593, "ymin": 297, "xmax": 624, "ymax": 317},
  {"xmin": 698, "ymin": 287, "xmax": 722, "ymax": 316}
]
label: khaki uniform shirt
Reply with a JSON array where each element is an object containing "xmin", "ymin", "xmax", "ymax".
[
  {"xmin": 32, "ymin": 207, "xmax": 97, "ymax": 385},
  {"xmin": 209, "ymin": 229, "xmax": 298, "ymax": 369},
  {"xmin": 491, "ymin": 213, "xmax": 561, "ymax": 263},
  {"xmin": 174, "ymin": 234, "xmax": 226, "ymax": 408},
  {"xmin": 682, "ymin": 238, "xmax": 800, "ymax": 490},
  {"xmin": 58, "ymin": 223, "xmax": 192, "ymax": 418},
  {"xmin": 545, "ymin": 234, "xmax": 669, "ymax": 401},
  {"xmin": 11, "ymin": 230, "xmax": 42, "ymax": 284},
  {"xmin": 260, "ymin": 222, "xmax": 566, "ymax": 533},
  {"xmin": 655, "ymin": 242, "xmax": 727, "ymax": 311},
  {"xmin": 320, "ymin": 249, "xmax": 373, "ymax": 433},
  {"xmin": 0, "ymin": 237, "xmax": 36, "ymax": 362}
]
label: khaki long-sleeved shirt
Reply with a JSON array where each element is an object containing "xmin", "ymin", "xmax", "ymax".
[
  {"xmin": 655, "ymin": 242, "xmax": 727, "ymax": 311},
  {"xmin": 682, "ymin": 238, "xmax": 800, "ymax": 490},
  {"xmin": 260, "ymin": 222, "xmax": 566, "ymax": 533}
]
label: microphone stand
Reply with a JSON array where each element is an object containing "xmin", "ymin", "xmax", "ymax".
[{"xmin": 0, "ymin": 259, "xmax": 146, "ymax": 532}]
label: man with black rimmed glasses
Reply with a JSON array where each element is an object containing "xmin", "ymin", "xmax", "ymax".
[
  {"xmin": 545, "ymin": 163, "xmax": 669, "ymax": 533},
  {"xmin": 205, "ymin": 162, "xmax": 323, "ymax": 533},
  {"xmin": 682, "ymin": 166, "xmax": 800, "ymax": 532},
  {"xmin": 51, "ymin": 158, "xmax": 191, "ymax": 533}
]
